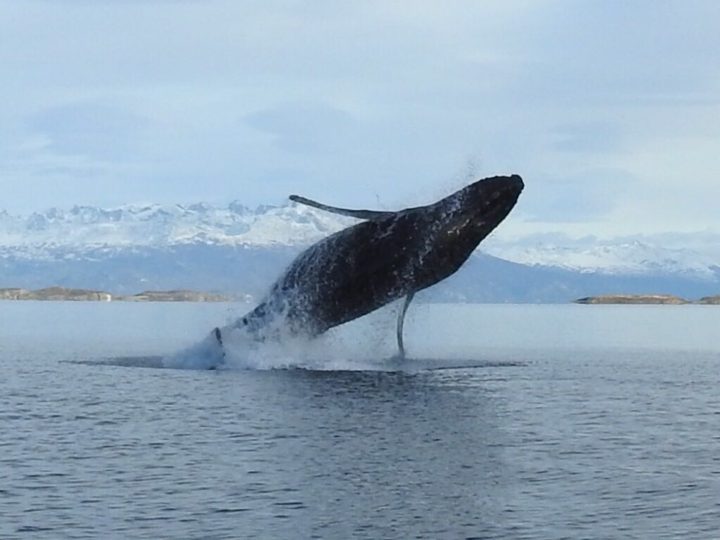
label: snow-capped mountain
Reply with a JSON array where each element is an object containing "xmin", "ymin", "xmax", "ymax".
[
  {"xmin": 482, "ymin": 232, "xmax": 720, "ymax": 280},
  {"xmin": 1, "ymin": 202, "xmax": 719, "ymax": 278},
  {"xmin": 1, "ymin": 201, "xmax": 718, "ymax": 302},
  {"xmin": 0, "ymin": 202, "xmax": 351, "ymax": 256}
]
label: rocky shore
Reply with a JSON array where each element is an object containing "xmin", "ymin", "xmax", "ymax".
[
  {"xmin": 116, "ymin": 290, "xmax": 230, "ymax": 302},
  {"xmin": 3, "ymin": 287, "xmax": 718, "ymax": 305},
  {"xmin": 0, "ymin": 287, "xmax": 232, "ymax": 302},
  {"xmin": 575, "ymin": 294, "xmax": 720, "ymax": 305}
]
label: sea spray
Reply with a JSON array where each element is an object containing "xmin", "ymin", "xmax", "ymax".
[
  {"xmin": 164, "ymin": 301, "xmax": 405, "ymax": 371},
  {"xmin": 162, "ymin": 329, "xmax": 226, "ymax": 370}
]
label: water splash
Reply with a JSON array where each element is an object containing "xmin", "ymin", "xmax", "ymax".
[
  {"xmin": 163, "ymin": 303, "xmax": 402, "ymax": 371},
  {"xmin": 162, "ymin": 330, "xmax": 226, "ymax": 370}
]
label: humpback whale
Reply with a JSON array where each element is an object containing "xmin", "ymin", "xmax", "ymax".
[{"xmin": 209, "ymin": 174, "xmax": 523, "ymax": 361}]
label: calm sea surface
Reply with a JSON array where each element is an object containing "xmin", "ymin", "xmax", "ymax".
[{"xmin": 1, "ymin": 302, "xmax": 719, "ymax": 539}]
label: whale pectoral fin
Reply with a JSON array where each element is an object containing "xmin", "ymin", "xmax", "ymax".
[
  {"xmin": 213, "ymin": 327, "xmax": 223, "ymax": 347},
  {"xmin": 289, "ymin": 194, "xmax": 395, "ymax": 220},
  {"xmin": 210, "ymin": 327, "xmax": 226, "ymax": 369},
  {"xmin": 396, "ymin": 292, "xmax": 415, "ymax": 360}
]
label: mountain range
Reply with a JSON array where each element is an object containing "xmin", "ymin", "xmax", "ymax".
[{"xmin": 1, "ymin": 202, "xmax": 718, "ymax": 302}]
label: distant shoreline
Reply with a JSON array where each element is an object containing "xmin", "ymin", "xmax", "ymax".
[
  {"xmin": 574, "ymin": 294, "xmax": 720, "ymax": 305},
  {"xmin": 2, "ymin": 287, "xmax": 719, "ymax": 305},
  {"xmin": 0, "ymin": 287, "xmax": 237, "ymax": 302}
]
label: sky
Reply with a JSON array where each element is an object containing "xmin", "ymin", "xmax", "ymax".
[{"xmin": 1, "ymin": 0, "xmax": 719, "ymax": 238}]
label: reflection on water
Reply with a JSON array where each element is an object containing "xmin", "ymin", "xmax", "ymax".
[{"xmin": 1, "ymin": 302, "xmax": 719, "ymax": 538}]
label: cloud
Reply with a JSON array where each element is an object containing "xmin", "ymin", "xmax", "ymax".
[
  {"xmin": 504, "ymin": 1, "xmax": 720, "ymax": 105},
  {"xmin": 0, "ymin": 0, "xmax": 717, "ymax": 236},
  {"xmin": 551, "ymin": 122, "xmax": 625, "ymax": 154},
  {"xmin": 245, "ymin": 102, "xmax": 361, "ymax": 154},
  {"xmin": 28, "ymin": 102, "xmax": 149, "ymax": 160},
  {"xmin": 521, "ymin": 168, "xmax": 634, "ymax": 223}
]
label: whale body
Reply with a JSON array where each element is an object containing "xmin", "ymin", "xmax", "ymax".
[{"xmin": 209, "ymin": 174, "xmax": 524, "ymax": 361}]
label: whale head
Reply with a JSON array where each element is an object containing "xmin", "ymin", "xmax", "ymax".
[
  {"xmin": 444, "ymin": 173, "xmax": 522, "ymax": 230},
  {"xmin": 410, "ymin": 174, "xmax": 524, "ymax": 286},
  {"xmin": 432, "ymin": 174, "xmax": 523, "ymax": 244}
]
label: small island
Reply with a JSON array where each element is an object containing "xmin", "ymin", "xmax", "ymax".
[
  {"xmin": 575, "ymin": 294, "xmax": 688, "ymax": 305},
  {"xmin": 575, "ymin": 294, "xmax": 720, "ymax": 305},
  {"xmin": 0, "ymin": 287, "xmax": 233, "ymax": 302},
  {"xmin": 116, "ymin": 290, "xmax": 230, "ymax": 302}
]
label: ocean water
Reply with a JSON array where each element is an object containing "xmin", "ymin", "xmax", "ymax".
[{"xmin": 1, "ymin": 301, "xmax": 719, "ymax": 539}]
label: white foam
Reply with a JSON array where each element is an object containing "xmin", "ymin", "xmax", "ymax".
[
  {"xmin": 163, "ymin": 303, "xmax": 404, "ymax": 371},
  {"xmin": 162, "ymin": 330, "xmax": 226, "ymax": 370}
]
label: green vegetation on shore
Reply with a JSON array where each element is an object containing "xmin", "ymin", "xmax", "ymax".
[{"xmin": 0, "ymin": 287, "xmax": 233, "ymax": 302}]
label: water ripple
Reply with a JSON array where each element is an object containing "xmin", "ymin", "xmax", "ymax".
[{"xmin": 2, "ymin": 304, "xmax": 720, "ymax": 539}]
